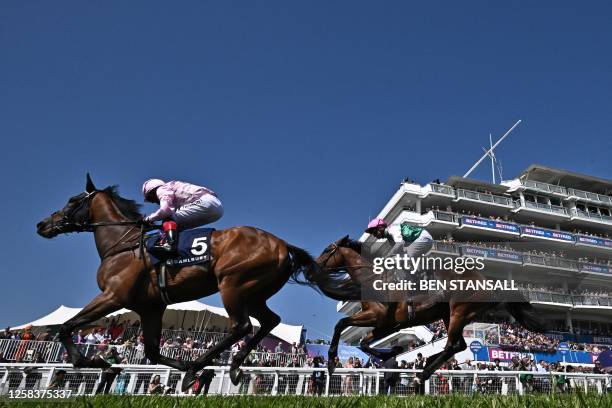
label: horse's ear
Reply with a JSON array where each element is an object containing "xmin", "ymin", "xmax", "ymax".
[
  {"xmin": 335, "ymin": 235, "xmax": 350, "ymax": 245},
  {"xmin": 85, "ymin": 173, "xmax": 97, "ymax": 193}
]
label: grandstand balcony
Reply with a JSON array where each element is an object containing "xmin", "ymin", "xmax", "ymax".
[
  {"xmin": 566, "ymin": 188, "xmax": 612, "ymax": 207},
  {"xmin": 574, "ymin": 234, "xmax": 612, "ymax": 253},
  {"xmin": 453, "ymin": 188, "xmax": 514, "ymax": 209},
  {"xmin": 522, "ymin": 254, "xmax": 579, "ymax": 273},
  {"xmin": 511, "ymin": 199, "xmax": 570, "ymax": 221},
  {"xmin": 520, "ymin": 179, "xmax": 569, "ymax": 197},
  {"xmin": 521, "ymin": 290, "xmax": 573, "ymax": 310},
  {"xmin": 424, "ymin": 183, "xmax": 455, "ymax": 198},
  {"xmin": 370, "ymin": 326, "xmax": 432, "ymax": 348},
  {"xmin": 570, "ymin": 208, "xmax": 612, "ymax": 226}
]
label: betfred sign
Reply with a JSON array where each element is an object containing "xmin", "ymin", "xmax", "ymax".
[{"xmin": 488, "ymin": 348, "xmax": 534, "ymax": 361}]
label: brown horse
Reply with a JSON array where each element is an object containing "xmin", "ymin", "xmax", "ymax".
[
  {"xmin": 316, "ymin": 236, "xmax": 547, "ymax": 384},
  {"xmin": 36, "ymin": 175, "xmax": 352, "ymax": 391}
]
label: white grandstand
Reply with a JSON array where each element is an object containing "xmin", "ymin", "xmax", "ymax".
[{"xmin": 338, "ymin": 164, "xmax": 612, "ymax": 361}]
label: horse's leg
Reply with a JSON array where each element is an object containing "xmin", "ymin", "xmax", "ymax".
[
  {"xmin": 416, "ymin": 307, "xmax": 468, "ymax": 384},
  {"xmin": 327, "ymin": 309, "xmax": 379, "ymax": 374},
  {"xmin": 58, "ymin": 292, "xmax": 122, "ymax": 368},
  {"xmin": 358, "ymin": 326, "xmax": 406, "ymax": 361},
  {"xmin": 181, "ymin": 300, "xmax": 252, "ymax": 391},
  {"xmin": 228, "ymin": 302, "xmax": 281, "ymax": 385},
  {"xmin": 140, "ymin": 308, "xmax": 191, "ymax": 371}
]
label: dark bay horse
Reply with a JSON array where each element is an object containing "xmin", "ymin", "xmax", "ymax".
[
  {"xmin": 316, "ymin": 236, "xmax": 547, "ymax": 384},
  {"xmin": 36, "ymin": 175, "xmax": 351, "ymax": 391}
]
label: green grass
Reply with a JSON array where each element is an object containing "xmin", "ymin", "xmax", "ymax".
[{"xmin": 2, "ymin": 394, "xmax": 612, "ymax": 408}]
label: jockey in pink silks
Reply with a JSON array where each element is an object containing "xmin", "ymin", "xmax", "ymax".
[{"xmin": 142, "ymin": 179, "xmax": 224, "ymax": 255}]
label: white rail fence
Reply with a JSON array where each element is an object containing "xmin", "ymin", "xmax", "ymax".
[
  {"xmin": 0, "ymin": 364, "xmax": 609, "ymax": 396},
  {"xmin": 0, "ymin": 339, "xmax": 305, "ymax": 367}
]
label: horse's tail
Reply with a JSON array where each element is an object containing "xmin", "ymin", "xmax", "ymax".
[
  {"xmin": 286, "ymin": 244, "xmax": 361, "ymax": 301},
  {"xmin": 504, "ymin": 298, "xmax": 549, "ymax": 333}
]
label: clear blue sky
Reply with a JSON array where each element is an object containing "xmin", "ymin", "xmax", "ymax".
[{"xmin": 1, "ymin": 1, "xmax": 610, "ymax": 340}]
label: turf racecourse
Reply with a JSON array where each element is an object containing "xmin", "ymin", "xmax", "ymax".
[{"xmin": 2, "ymin": 394, "xmax": 611, "ymax": 408}]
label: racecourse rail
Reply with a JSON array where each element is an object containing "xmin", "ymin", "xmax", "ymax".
[{"xmin": 0, "ymin": 363, "xmax": 609, "ymax": 397}]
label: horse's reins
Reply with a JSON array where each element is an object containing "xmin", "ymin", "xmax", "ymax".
[
  {"xmin": 51, "ymin": 190, "xmax": 158, "ymax": 260},
  {"xmin": 319, "ymin": 243, "xmax": 372, "ymax": 272}
]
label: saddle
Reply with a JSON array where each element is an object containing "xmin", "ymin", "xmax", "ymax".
[
  {"xmin": 145, "ymin": 227, "xmax": 214, "ymax": 304},
  {"xmin": 145, "ymin": 227, "xmax": 214, "ymax": 267}
]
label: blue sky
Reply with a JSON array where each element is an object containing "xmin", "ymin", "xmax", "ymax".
[{"xmin": 1, "ymin": 2, "xmax": 610, "ymax": 340}]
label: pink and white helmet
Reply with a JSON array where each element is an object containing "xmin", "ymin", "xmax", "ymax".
[
  {"xmin": 365, "ymin": 218, "xmax": 387, "ymax": 233},
  {"xmin": 142, "ymin": 178, "xmax": 165, "ymax": 196}
]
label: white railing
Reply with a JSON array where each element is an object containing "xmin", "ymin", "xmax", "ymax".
[
  {"xmin": 571, "ymin": 208, "xmax": 612, "ymax": 223},
  {"xmin": 567, "ymin": 188, "xmax": 612, "ymax": 206},
  {"xmin": 432, "ymin": 211, "xmax": 457, "ymax": 223},
  {"xmin": 0, "ymin": 364, "xmax": 609, "ymax": 396},
  {"xmin": 118, "ymin": 327, "xmax": 233, "ymax": 345},
  {"xmin": 522, "ymin": 180, "xmax": 568, "ymax": 196},
  {"xmin": 516, "ymin": 200, "xmax": 569, "ymax": 215},
  {"xmin": 456, "ymin": 189, "xmax": 513, "ymax": 206},
  {"xmin": 0, "ymin": 340, "xmax": 306, "ymax": 367},
  {"xmin": 429, "ymin": 184, "xmax": 455, "ymax": 196}
]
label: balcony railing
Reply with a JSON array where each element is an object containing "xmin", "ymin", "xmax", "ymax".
[
  {"xmin": 456, "ymin": 189, "xmax": 512, "ymax": 206},
  {"xmin": 429, "ymin": 183, "xmax": 455, "ymax": 196},
  {"xmin": 571, "ymin": 208, "xmax": 612, "ymax": 224},
  {"xmin": 432, "ymin": 210, "xmax": 457, "ymax": 223},
  {"xmin": 572, "ymin": 295, "xmax": 612, "ymax": 307},
  {"xmin": 514, "ymin": 200, "xmax": 569, "ymax": 215},
  {"xmin": 521, "ymin": 290, "xmax": 573, "ymax": 305},
  {"xmin": 567, "ymin": 188, "xmax": 612, "ymax": 206},
  {"xmin": 522, "ymin": 254, "xmax": 579, "ymax": 270},
  {"xmin": 431, "ymin": 241, "xmax": 460, "ymax": 254},
  {"xmin": 519, "ymin": 291, "xmax": 612, "ymax": 308},
  {"xmin": 522, "ymin": 180, "xmax": 568, "ymax": 195}
]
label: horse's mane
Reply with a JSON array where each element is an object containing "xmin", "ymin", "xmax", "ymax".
[
  {"xmin": 103, "ymin": 186, "xmax": 142, "ymax": 221},
  {"xmin": 338, "ymin": 237, "xmax": 362, "ymax": 254}
]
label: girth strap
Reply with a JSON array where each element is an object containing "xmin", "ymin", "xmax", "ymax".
[{"xmin": 157, "ymin": 264, "xmax": 173, "ymax": 305}]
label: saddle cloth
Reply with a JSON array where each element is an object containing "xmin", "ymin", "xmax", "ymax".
[{"xmin": 145, "ymin": 227, "xmax": 214, "ymax": 267}]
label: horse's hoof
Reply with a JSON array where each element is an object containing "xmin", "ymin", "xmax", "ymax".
[
  {"xmin": 181, "ymin": 370, "xmax": 197, "ymax": 392},
  {"xmin": 327, "ymin": 361, "xmax": 336, "ymax": 375},
  {"xmin": 412, "ymin": 376, "xmax": 422, "ymax": 386},
  {"xmin": 230, "ymin": 367, "xmax": 243, "ymax": 385}
]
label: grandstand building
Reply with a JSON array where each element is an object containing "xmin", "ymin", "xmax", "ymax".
[{"xmin": 338, "ymin": 164, "xmax": 612, "ymax": 360}]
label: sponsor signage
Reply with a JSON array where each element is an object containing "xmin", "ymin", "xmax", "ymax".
[
  {"xmin": 488, "ymin": 348, "xmax": 534, "ymax": 362},
  {"xmin": 470, "ymin": 340, "xmax": 483, "ymax": 354},
  {"xmin": 520, "ymin": 226, "xmax": 574, "ymax": 242},
  {"xmin": 580, "ymin": 263, "xmax": 612, "ymax": 275},
  {"xmin": 462, "ymin": 246, "xmax": 523, "ymax": 263},
  {"xmin": 486, "ymin": 347, "xmax": 594, "ymax": 364},
  {"xmin": 558, "ymin": 342, "xmax": 570, "ymax": 354},
  {"xmin": 576, "ymin": 235, "xmax": 612, "ymax": 249},
  {"xmin": 460, "ymin": 217, "xmax": 520, "ymax": 234}
]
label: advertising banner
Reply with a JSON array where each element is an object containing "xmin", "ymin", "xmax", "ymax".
[
  {"xmin": 520, "ymin": 226, "xmax": 575, "ymax": 242},
  {"xmin": 460, "ymin": 217, "xmax": 520, "ymax": 234}
]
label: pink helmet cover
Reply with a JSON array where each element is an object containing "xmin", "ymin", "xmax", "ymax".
[{"xmin": 142, "ymin": 178, "xmax": 165, "ymax": 196}]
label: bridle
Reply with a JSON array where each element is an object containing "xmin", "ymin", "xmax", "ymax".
[
  {"xmin": 319, "ymin": 242, "xmax": 372, "ymax": 272},
  {"xmin": 49, "ymin": 190, "xmax": 157, "ymax": 259}
]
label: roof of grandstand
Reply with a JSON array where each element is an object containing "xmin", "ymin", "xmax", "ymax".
[{"xmin": 518, "ymin": 164, "xmax": 612, "ymax": 194}]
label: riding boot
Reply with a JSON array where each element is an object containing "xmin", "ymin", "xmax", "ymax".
[{"xmin": 153, "ymin": 221, "xmax": 178, "ymax": 256}]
